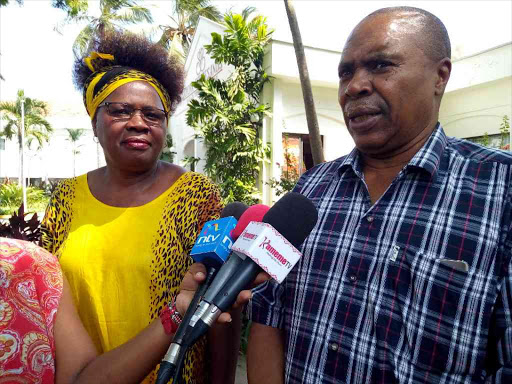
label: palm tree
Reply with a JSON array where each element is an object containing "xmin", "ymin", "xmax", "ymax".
[
  {"xmin": 284, "ymin": 0, "xmax": 324, "ymax": 165},
  {"xmin": 65, "ymin": 0, "xmax": 153, "ymax": 55},
  {"xmin": 52, "ymin": 0, "xmax": 88, "ymax": 18},
  {"xmin": 66, "ymin": 128, "xmax": 86, "ymax": 176},
  {"xmin": 0, "ymin": 90, "xmax": 53, "ymax": 185},
  {"xmin": 157, "ymin": 0, "xmax": 222, "ymax": 60},
  {"xmin": 0, "ymin": 0, "xmax": 23, "ymax": 6}
]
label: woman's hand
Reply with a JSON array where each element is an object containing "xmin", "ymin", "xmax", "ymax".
[{"xmin": 176, "ymin": 262, "xmax": 271, "ymax": 323}]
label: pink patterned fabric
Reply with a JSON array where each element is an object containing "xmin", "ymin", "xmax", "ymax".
[{"xmin": 0, "ymin": 237, "xmax": 63, "ymax": 383}]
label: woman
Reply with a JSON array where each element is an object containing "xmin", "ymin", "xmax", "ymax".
[
  {"xmin": 41, "ymin": 31, "xmax": 238, "ymax": 383},
  {"xmin": 0, "ymin": 236, "xmax": 213, "ymax": 383}
]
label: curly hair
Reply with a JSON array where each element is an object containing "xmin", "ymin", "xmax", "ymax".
[{"xmin": 73, "ymin": 30, "xmax": 184, "ymax": 112}]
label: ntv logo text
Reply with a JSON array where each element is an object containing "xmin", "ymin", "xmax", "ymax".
[{"xmin": 196, "ymin": 232, "xmax": 233, "ymax": 248}]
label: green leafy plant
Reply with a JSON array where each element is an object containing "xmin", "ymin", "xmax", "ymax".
[
  {"xmin": 240, "ymin": 316, "xmax": 251, "ymax": 355},
  {"xmin": 159, "ymin": 133, "xmax": 176, "ymax": 163},
  {"xmin": 0, "ymin": 204, "xmax": 41, "ymax": 243},
  {"xmin": 0, "ymin": 182, "xmax": 49, "ymax": 214},
  {"xmin": 500, "ymin": 115, "xmax": 510, "ymax": 150},
  {"xmin": 186, "ymin": 10, "xmax": 273, "ymax": 204},
  {"xmin": 266, "ymin": 134, "xmax": 301, "ymax": 196}
]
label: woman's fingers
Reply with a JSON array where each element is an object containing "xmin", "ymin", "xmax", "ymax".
[
  {"xmin": 176, "ymin": 263, "xmax": 207, "ymax": 315},
  {"xmin": 251, "ymin": 271, "xmax": 271, "ymax": 288},
  {"xmin": 176, "ymin": 264, "xmax": 272, "ymax": 320}
]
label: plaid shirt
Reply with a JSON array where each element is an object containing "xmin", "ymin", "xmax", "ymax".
[{"xmin": 250, "ymin": 125, "xmax": 512, "ymax": 384}]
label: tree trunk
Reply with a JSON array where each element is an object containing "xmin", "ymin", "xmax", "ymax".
[
  {"xmin": 283, "ymin": 0, "xmax": 325, "ymax": 165},
  {"xmin": 18, "ymin": 130, "xmax": 22, "ymax": 186}
]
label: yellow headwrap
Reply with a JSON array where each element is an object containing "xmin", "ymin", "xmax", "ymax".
[{"xmin": 83, "ymin": 52, "xmax": 172, "ymax": 119}]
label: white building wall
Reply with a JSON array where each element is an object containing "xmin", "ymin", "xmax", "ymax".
[
  {"xmin": 440, "ymin": 78, "xmax": 512, "ymax": 138},
  {"xmin": 0, "ymin": 102, "xmax": 105, "ymax": 182},
  {"xmin": 279, "ymin": 82, "xmax": 353, "ymax": 160},
  {"xmin": 267, "ymin": 40, "xmax": 342, "ymax": 88},
  {"xmin": 440, "ymin": 42, "xmax": 512, "ymax": 140}
]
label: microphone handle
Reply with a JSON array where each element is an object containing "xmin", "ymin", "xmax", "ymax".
[
  {"xmin": 174, "ymin": 266, "xmax": 216, "ymax": 346},
  {"xmin": 183, "ymin": 259, "xmax": 262, "ymax": 349},
  {"xmin": 213, "ymin": 257, "xmax": 261, "ymax": 312},
  {"xmin": 203, "ymin": 252, "xmax": 243, "ymax": 303},
  {"xmin": 155, "ymin": 268, "xmax": 216, "ymax": 384}
]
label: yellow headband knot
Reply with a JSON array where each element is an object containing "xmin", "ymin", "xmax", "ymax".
[
  {"xmin": 84, "ymin": 52, "xmax": 115, "ymax": 72},
  {"xmin": 83, "ymin": 66, "xmax": 172, "ymax": 119}
]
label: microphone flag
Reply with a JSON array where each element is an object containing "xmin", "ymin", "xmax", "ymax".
[
  {"xmin": 190, "ymin": 216, "xmax": 237, "ymax": 267},
  {"xmin": 232, "ymin": 221, "xmax": 302, "ymax": 283}
]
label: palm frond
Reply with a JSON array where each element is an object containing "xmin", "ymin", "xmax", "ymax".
[
  {"xmin": 240, "ymin": 6, "xmax": 256, "ymax": 22},
  {"xmin": 73, "ymin": 24, "xmax": 96, "ymax": 56},
  {"xmin": 0, "ymin": 102, "xmax": 19, "ymax": 117},
  {"xmin": 115, "ymin": 5, "xmax": 153, "ymax": 24},
  {"xmin": 168, "ymin": 34, "xmax": 186, "ymax": 63},
  {"xmin": 25, "ymin": 130, "xmax": 46, "ymax": 149},
  {"xmin": 190, "ymin": 4, "xmax": 221, "ymax": 25},
  {"xmin": 24, "ymin": 115, "xmax": 53, "ymax": 135},
  {"xmin": 0, "ymin": 119, "xmax": 19, "ymax": 141},
  {"xmin": 66, "ymin": 128, "xmax": 86, "ymax": 142}
]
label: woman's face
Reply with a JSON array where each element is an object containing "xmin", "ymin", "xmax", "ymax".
[{"xmin": 92, "ymin": 81, "xmax": 168, "ymax": 173}]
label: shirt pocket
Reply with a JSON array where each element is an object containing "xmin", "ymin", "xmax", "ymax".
[{"xmin": 380, "ymin": 249, "xmax": 498, "ymax": 375}]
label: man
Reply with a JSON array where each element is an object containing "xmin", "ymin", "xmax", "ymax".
[{"xmin": 247, "ymin": 6, "xmax": 512, "ymax": 383}]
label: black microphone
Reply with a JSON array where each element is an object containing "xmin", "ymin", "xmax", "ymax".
[
  {"xmin": 188, "ymin": 204, "xmax": 270, "ymax": 330},
  {"xmin": 155, "ymin": 202, "xmax": 248, "ymax": 384},
  {"xmin": 183, "ymin": 192, "xmax": 318, "ymax": 349}
]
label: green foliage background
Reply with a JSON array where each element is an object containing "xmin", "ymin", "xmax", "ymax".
[
  {"xmin": 186, "ymin": 11, "xmax": 272, "ymax": 204},
  {"xmin": 0, "ymin": 183, "xmax": 50, "ymax": 215}
]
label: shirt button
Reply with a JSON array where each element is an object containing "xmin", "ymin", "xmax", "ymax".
[
  {"xmin": 366, "ymin": 216, "xmax": 374, "ymax": 223},
  {"xmin": 330, "ymin": 342, "xmax": 339, "ymax": 351},
  {"xmin": 349, "ymin": 274, "xmax": 357, "ymax": 282}
]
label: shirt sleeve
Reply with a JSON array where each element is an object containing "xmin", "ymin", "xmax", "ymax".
[
  {"xmin": 182, "ymin": 173, "xmax": 224, "ymax": 254},
  {"xmin": 4, "ymin": 239, "xmax": 64, "ymax": 358},
  {"xmin": 485, "ymin": 186, "xmax": 512, "ymax": 383},
  {"xmin": 485, "ymin": 245, "xmax": 512, "ymax": 382},
  {"xmin": 248, "ymin": 279, "xmax": 285, "ymax": 328},
  {"xmin": 40, "ymin": 183, "xmax": 63, "ymax": 254},
  {"xmin": 248, "ymin": 167, "xmax": 316, "ymax": 328}
]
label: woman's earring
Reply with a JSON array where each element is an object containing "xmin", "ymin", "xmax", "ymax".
[{"xmin": 93, "ymin": 136, "xmax": 99, "ymax": 143}]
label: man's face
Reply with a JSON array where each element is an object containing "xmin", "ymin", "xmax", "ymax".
[{"xmin": 338, "ymin": 12, "xmax": 444, "ymax": 157}]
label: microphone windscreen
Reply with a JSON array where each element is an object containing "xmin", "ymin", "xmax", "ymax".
[
  {"xmin": 262, "ymin": 192, "xmax": 318, "ymax": 248},
  {"xmin": 220, "ymin": 202, "xmax": 249, "ymax": 220},
  {"xmin": 232, "ymin": 204, "xmax": 270, "ymax": 239}
]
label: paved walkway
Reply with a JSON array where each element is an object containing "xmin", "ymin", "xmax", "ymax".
[{"xmin": 235, "ymin": 354, "xmax": 248, "ymax": 384}]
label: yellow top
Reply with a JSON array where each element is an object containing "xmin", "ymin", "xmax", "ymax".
[{"xmin": 41, "ymin": 172, "xmax": 223, "ymax": 384}]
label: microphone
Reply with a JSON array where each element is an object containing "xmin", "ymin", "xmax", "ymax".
[
  {"xmin": 183, "ymin": 192, "xmax": 318, "ymax": 349},
  {"xmin": 155, "ymin": 202, "xmax": 247, "ymax": 384},
  {"xmin": 190, "ymin": 204, "xmax": 270, "ymax": 325},
  {"xmin": 189, "ymin": 202, "xmax": 248, "ymax": 269},
  {"xmin": 162, "ymin": 205, "xmax": 270, "ymax": 384}
]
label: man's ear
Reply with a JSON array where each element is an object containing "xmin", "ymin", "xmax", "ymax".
[{"xmin": 435, "ymin": 58, "xmax": 451, "ymax": 96}]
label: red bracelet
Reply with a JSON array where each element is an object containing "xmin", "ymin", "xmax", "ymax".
[{"xmin": 160, "ymin": 298, "xmax": 182, "ymax": 335}]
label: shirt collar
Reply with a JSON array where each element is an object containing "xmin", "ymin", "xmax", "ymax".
[{"xmin": 337, "ymin": 123, "xmax": 447, "ymax": 180}]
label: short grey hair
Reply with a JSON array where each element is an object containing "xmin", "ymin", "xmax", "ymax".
[{"xmin": 365, "ymin": 6, "xmax": 451, "ymax": 61}]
